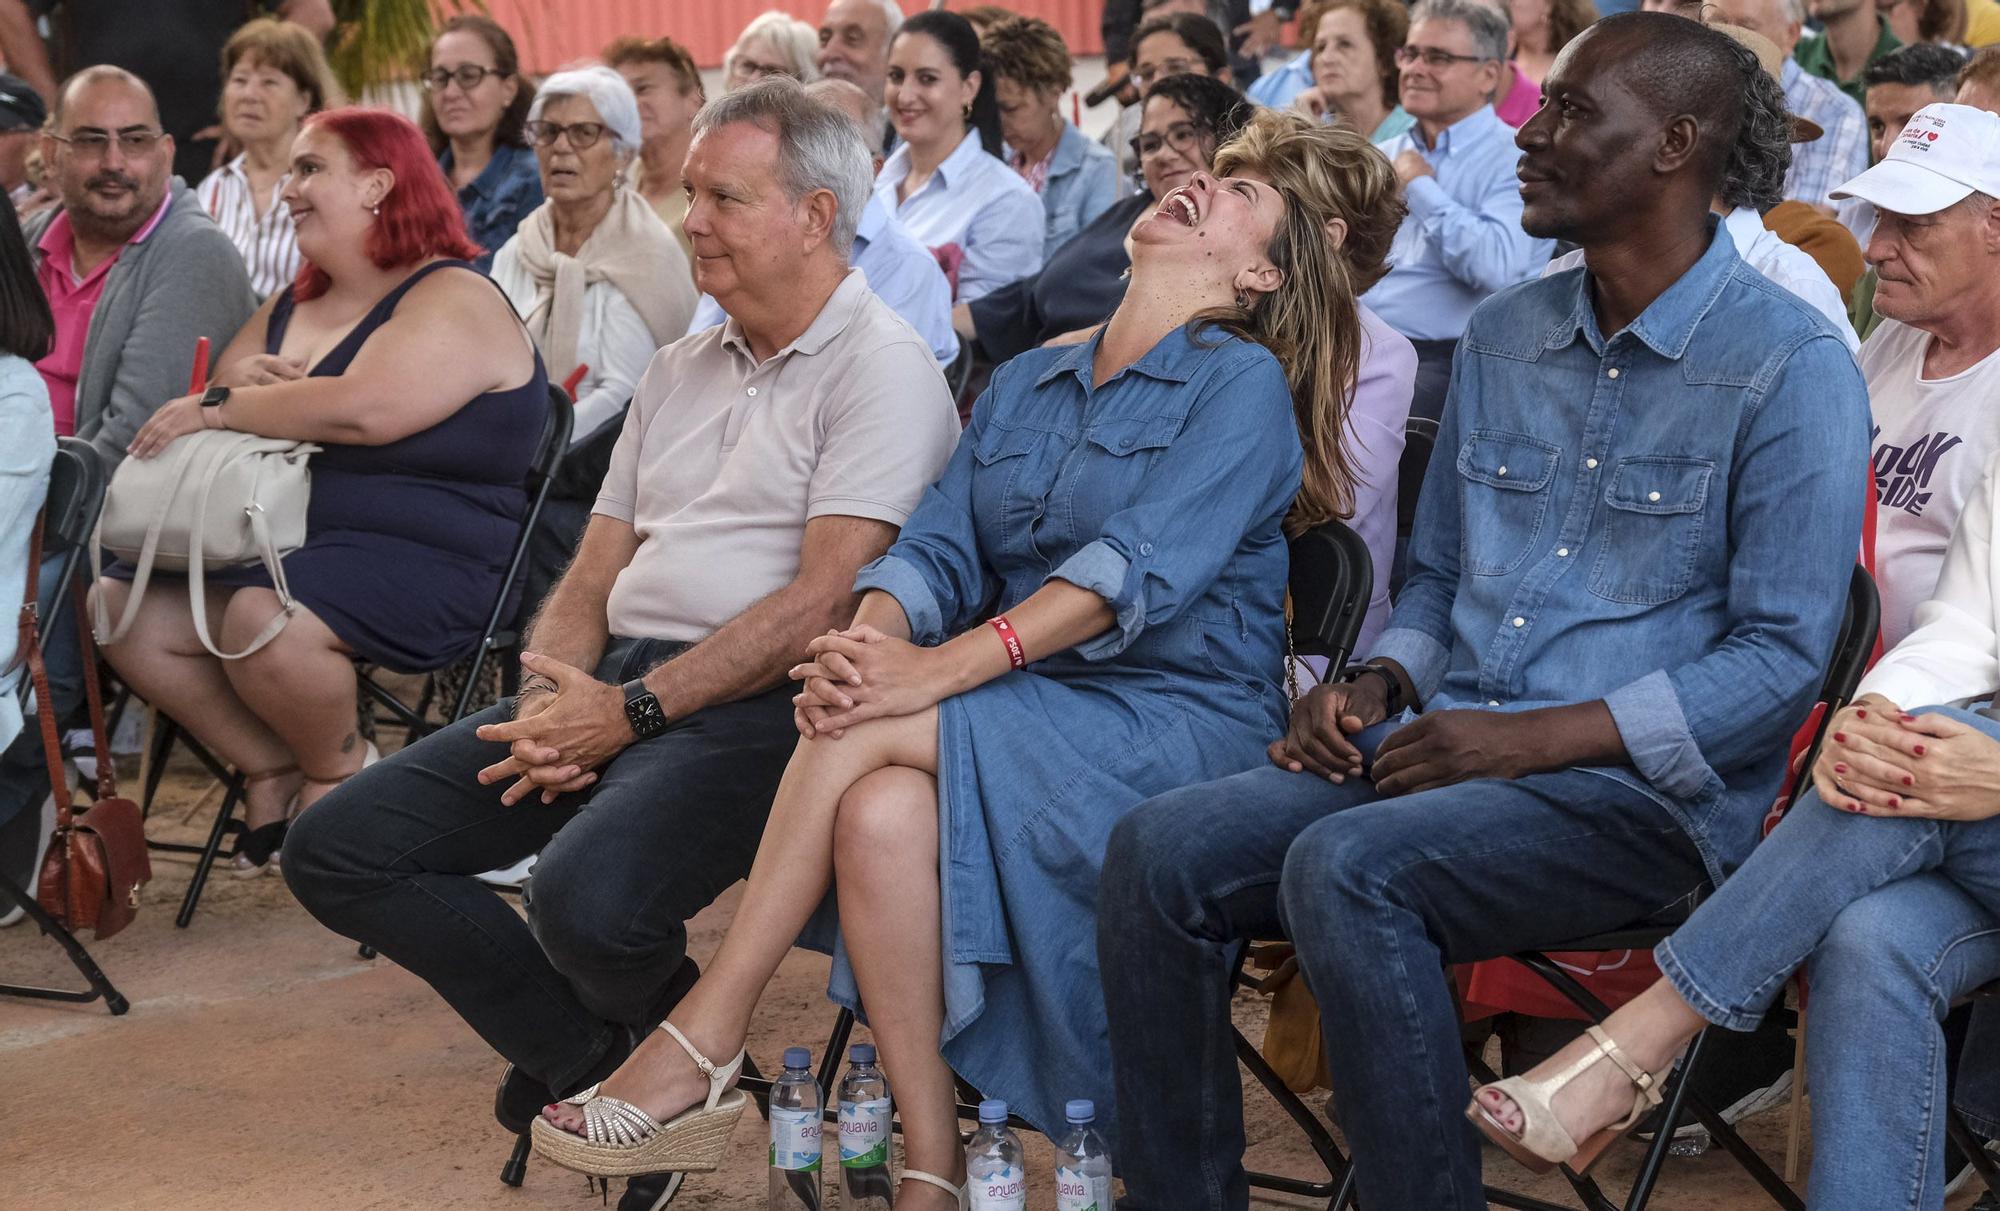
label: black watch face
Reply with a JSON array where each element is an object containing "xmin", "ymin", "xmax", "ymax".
[{"xmin": 626, "ymin": 693, "xmax": 667, "ymax": 737}]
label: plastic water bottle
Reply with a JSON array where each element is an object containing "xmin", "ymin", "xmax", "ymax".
[
  {"xmin": 770, "ymin": 1046, "xmax": 823, "ymax": 1210},
  {"xmin": 966, "ymin": 1099, "xmax": 1027, "ymax": 1210},
  {"xmin": 836, "ymin": 1043, "xmax": 894, "ymax": 1209},
  {"xmin": 1053, "ymin": 1100, "xmax": 1114, "ymax": 1211}
]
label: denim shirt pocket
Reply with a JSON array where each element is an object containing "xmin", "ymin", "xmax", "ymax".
[
  {"xmin": 972, "ymin": 422, "xmax": 1057, "ymax": 556},
  {"xmin": 1058, "ymin": 414, "xmax": 1183, "ymax": 545},
  {"xmin": 1589, "ymin": 456, "xmax": 1714, "ymax": 605},
  {"xmin": 1456, "ymin": 430, "xmax": 1559, "ymax": 577}
]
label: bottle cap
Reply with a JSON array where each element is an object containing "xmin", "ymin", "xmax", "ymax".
[
  {"xmin": 1065, "ymin": 1099, "xmax": 1095, "ymax": 1123},
  {"xmin": 783, "ymin": 1046, "xmax": 812, "ymax": 1069},
  {"xmin": 978, "ymin": 1098, "xmax": 1008, "ymax": 1124},
  {"xmin": 849, "ymin": 1043, "xmax": 876, "ymax": 1065}
]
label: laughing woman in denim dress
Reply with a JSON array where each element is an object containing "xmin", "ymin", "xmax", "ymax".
[{"xmin": 534, "ymin": 111, "xmax": 1410, "ymax": 1207}]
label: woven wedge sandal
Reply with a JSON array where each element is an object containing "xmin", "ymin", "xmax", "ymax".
[
  {"xmin": 530, "ymin": 1020, "xmax": 747, "ymax": 1178},
  {"xmin": 1466, "ymin": 1023, "xmax": 1667, "ymax": 1176}
]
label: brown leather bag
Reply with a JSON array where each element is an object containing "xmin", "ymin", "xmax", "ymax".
[{"xmin": 21, "ymin": 527, "xmax": 150, "ymax": 939}]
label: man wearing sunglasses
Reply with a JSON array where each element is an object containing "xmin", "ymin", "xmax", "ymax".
[{"xmin": 1365, "ymin": 0, "xmax": 1552, "ymax": 422}]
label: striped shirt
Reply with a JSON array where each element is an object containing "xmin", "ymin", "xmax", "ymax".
[{"xmin": 196, "ymin": 154, "xmax": 299, "ymax": 299}]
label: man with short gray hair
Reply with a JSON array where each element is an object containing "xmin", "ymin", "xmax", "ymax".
[
  {"xmin": 1363, "ymin": 0, "xmax": 1553, "ymax": 420},
  {"xmin": 286, "ymin": 75, "xmax": 960, "ymax": 1211}
]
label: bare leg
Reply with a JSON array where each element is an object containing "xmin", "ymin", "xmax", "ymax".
[
  {"xmin": 218, "ymin": 588, "xmax": 363, "ymax": 810},
  {"xmin": 96, "ymin": 579, "xmax": 301, "ymax": 829},
  {"xmin": 544, "ymin": 707, "xmax": 940, "ymax": 1132},
  {"xmin": 831, "ymin": 766, "xmax": 962, "ymax": 1208},
  {"xmin": 1474, "ymin": 979, "xmax": 1708, "ymax": 1141}
]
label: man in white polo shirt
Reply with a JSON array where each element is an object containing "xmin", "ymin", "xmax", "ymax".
[
  {"xmin": 283, "ymin": 78, "xmax": 960, "ymax": 1206},
  {"xmin": 1833, "ymin": 103, "xmax": 2000, "ymax": 647}
]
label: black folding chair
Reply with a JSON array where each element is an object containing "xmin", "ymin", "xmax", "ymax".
[
  {"xmin": 157, "ymin": 383, "xmax": 575, "ymax": 927},
  {"xmin": 0, "ymin": 438, "xmax": 128, "ymax": 1015},
  {"xmin": 1475, "ymin": 565, "xmax": 1880, "ymax": 1211},
  {"xmin": 1392, "ymin": 415, "xmax": 1439, "ymax": 602}
]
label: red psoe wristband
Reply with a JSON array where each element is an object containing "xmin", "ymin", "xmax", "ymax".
[{"xmin": 988, "ymin": 615, "xmax": 1027, "ymax": 670}]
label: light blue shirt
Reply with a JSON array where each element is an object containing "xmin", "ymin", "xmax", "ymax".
[
  {"xmin": 1374, "ymin": 220, "xmax": 1869, "ymax": 883},
  {"xmin": 1247, "ymin": 49, "xmax": 1315, "ymax": 109},
  {"xmin": 1035, "ymin": 122, "xmax": 1120, "ymax": 265},
  {"xmin": 1362, "ymin": 106, "xmax": 1553, "ymax": 343},
  {"xmin": 686, "ymin": 195, "xmax": 958, "ymax": 365},
  {"xmin": 874, "ymin": 129, "xmax": 1045, "ymax": 303},
  {"xmin": 0, "ymin": 355, "xmax": 55, "ymax": 748}
]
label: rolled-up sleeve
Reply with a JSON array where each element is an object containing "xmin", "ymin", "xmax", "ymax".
[
  {"xmin": 852, "ymin": 389, "xmax": 1003, "ymax": 645},
  {"xmin": 1607, "ymin": 334, "xmax": 1869, "ymax": 800},
  {"xmin": 1050, "ymin": 353, "xmax": 1302, "ymax": 659}
]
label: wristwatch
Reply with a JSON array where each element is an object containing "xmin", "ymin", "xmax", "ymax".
[
  {"xmin": 623, "ymin": 677, "xmax": 667, "ymax": 739},
  {"xmin": 1336, "ymin": 662, "xmax": 1404, "ymax": 715},
  {"xmin": 199, "ymin": 385, "xmax": 230, "ymax": 408}
]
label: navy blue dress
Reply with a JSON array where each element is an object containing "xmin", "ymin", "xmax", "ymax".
[{"xmin": 221, "ymin": 260, "xmax": 545, "ymax": 669}]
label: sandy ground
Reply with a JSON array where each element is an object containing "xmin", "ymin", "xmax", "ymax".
[{"xmin": 0, "ymin": 742, "xmax": 1985, "ymax": 1211}]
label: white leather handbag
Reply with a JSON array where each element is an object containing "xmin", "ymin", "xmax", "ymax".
[{"xmin": 92, "ymin": 431, "xmax": 319, "ymax": 660}]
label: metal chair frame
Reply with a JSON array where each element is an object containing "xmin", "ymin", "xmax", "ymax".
[
  {"xmin": 0, "ymin": 438, "xmax": 128, "ymax": 1014},
  {"xmin": 147, "ymin": 384, "xmax": 574, "ymax": 928},
  {"xmin": 1475, "ymin": 566, "xmax": 1879, "ymax": 1211}
]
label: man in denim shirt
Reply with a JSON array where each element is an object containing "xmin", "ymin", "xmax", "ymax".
[{"xmin": 1097, "ymin": 14, "xmax": 1869, "ymax": 1209}]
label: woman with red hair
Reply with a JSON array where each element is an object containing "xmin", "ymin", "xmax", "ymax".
[{"xmin": 104, "ymin": 108, "xmax": 548, "ymax": 877}]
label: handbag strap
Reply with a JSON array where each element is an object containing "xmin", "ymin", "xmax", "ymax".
[
  {"xmin": 20, "ymin": 516, "xmax": 73, "ymax": 831},
  {"xmin": 71, "ymin": 583, "xmax": 117, "ymax": 802},
  {"xmin": 186, "ymin": 447, "xmax": 295, "ymax": 661}
]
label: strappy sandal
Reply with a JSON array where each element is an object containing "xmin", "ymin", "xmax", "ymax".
[
  {"xmin": 529, "ymin": 1020, "xmax": 747, "ymax": 1178},
  {"xmin": 902, "ymin": 1169, "xmax": 969, "ymax": 1208},
  {"xmin": 1466, "ymin": 1023, "xmax": 1667, "ymax": 1175},
  {"xmin": 229, "ymin": 765, "xmax": 299, "ymax": 879}
]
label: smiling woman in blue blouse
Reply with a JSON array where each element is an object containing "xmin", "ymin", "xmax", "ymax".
[
  {"xmin": 874, "ymin": 9, "xmax": 1045, "ymax": 302},
  {"xmin": 533, "ymin": 110, "xmax": 1411, "ymax": 1209}
]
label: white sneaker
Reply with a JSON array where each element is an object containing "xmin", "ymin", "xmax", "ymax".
[{"xmin": 474, "ymin": 854, "xmax": 537, "ymax": 890}]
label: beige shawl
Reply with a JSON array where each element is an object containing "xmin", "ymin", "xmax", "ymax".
[{"xmin": 511, "ymin": 187, "xmax": 696, "ymax": 380}]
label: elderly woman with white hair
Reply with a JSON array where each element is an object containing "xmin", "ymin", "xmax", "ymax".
[
  {"xmin": 491, "ymin": 65, "xmax": 696, "ymax": 616},
  {"xmin": 724, "ymin": 10, "xmax": 822, "ymax": 92}
]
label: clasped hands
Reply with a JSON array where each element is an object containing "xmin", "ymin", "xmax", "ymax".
[
  {"xmin": 789, "ymin": 624, "xmax": 948, "ymax": 740},
  {"xmin": 1811, "ymin": 693, "xmax": 2000, "ymax": 821},
  {"xmin": 475, "ymin": 651, "xmax": 632, "ymax": 806},
  {"xmin": 1268, "ymin": 678, "xmax": 1540, "ymax": 796}
]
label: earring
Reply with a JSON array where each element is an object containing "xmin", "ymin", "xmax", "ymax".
[
  {"xmin": 1235, "ymin": 290, "xmax": 1249, "ymax": 309},
  {"xmin": 962, "ymin": 103, "xmax": 973, "ymax": 121}
]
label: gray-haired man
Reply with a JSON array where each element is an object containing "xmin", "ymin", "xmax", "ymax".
[{"xmin": 284, "ymin": 78, "xmax": 960, "ymax": 1203}]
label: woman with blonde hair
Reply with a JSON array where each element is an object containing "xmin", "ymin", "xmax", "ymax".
[
  {"xmin": 722, "ymin": 11, "xmax": 822, "ymax": 92},
  {"xmin": 198, "ymin": 17, "xmax": 345, "ymax": 297},
  {"xmin": 530, "ymin": 109, "xmax": 1413, "ymax": 1208}
]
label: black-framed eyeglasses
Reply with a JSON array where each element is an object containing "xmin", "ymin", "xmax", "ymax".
[
  {"xmin": 1394, "ymin": 45, "xmax": 1490, "ymax": 68},
  {"xmin": 422, "ymin": 65, "xmax": 509, "ymax": 92},
  {"xmin": 47, "ymin": 126, "xmax": 163, "ymax": 156},
  {"xmin": 525, "ymin": 120, "xmax": 608, "ymax": 150},
  {"xmin": 1129, "ymin": 120, "xmax": 1206, "ymax": 161}
]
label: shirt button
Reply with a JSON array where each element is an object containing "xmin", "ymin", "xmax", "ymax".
[
  {"xmin": 1557, "ymin": 547, "xmax": 1570, "ymax": 557},
  {"xmin": 1496, "ymin": 465, "xmax": 1508, "ymax": 477},
  {"xmin": 1512, "ymin": 616, "xmax": 1525, "ymax": 628},
  {"xmin": 1586, "ymin": 458, "xmax": 1599, "ymax": 470},
  {"xmin": 1648, "ymin": 490, "xmax": 1661, "ymax": 502},
  {"xmin": 1607, "ymin": 368, "xmax": 1620, "ymax": 379},
  {"xmin": 746, "ymin": 386, "xmax": 758, "ymax": 397},
  {"xmin": 1139, "ymin": 542, "xmax": 1154, "ymax": 556},
  {"xmin": 1120, "ymin": 436, "xmax": 1134, "ymax": 449},
  {"xmin": 1488, "ymin": 700, "xmax": 1501, "ymax": 707}
]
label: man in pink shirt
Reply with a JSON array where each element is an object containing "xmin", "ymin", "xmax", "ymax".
[{"xmin": 25, "ymin": 66, "xmax": 253, "ymax": 465}]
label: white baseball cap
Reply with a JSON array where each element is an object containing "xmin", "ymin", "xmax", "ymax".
[{"xmin": 1831, "ymin": 103, "xmax": 2000, "ymax": 216}]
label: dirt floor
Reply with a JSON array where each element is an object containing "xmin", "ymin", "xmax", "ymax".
[{"xmin": 0, "ymin": 744, "xmax": 1986, "ymax": 1211}]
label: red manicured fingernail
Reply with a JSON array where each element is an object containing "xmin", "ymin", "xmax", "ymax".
[
  {"xmin": 1833, "ymin": 732, "xmax": 1846, "ymax": 743},
  {"xmin": 1834, "ymin": 763, "xmax": 1848, "ymax": 773},
  {"xmin": 1915, "ymin": 744, "xmax": 1927, "ymax": 756},
  {"xmin": 1855, "ymin": 708, "xmax": 1868, "ymax": 718},
  {"xmin": 1901, "ymin": 714, "xmax": 1917, "ymax": 722},
  {"xmin": 1890, "ymin": 797, "xmax": 1902, "ymax": 808},
  {"xmin": 1903, "ymin": 776, "xmax": 1914, "ymax": 786}
]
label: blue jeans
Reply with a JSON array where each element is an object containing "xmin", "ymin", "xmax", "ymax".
[
  {"xmin": 1655, "ymin": 706, "xmax": 2000, "ymax": 1211},
  {"xmin": 1097, "ymin": 727, "xmax": 1708, "ymax": 1211}
]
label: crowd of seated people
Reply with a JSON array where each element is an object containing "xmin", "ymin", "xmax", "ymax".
[{"xmin": 11, "ymin": 4, "xmax": 2000, "ymax": 1211}]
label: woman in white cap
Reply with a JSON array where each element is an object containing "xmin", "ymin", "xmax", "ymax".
[
  {"xmin": 489, "ymin": 66, "xmax": 696, "ymax": 613},
  {"xmin": 1466, "ymin": 112, "xmax": 2000, "ymax": 1206}
]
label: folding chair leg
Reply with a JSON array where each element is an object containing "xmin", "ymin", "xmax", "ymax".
[
  {"xmin": 0, "ymin": 873, "xmax": 130, "ymax": 1013},
  {"xmin": 141, "ymin": 713, "xmax": 176, "ymax": 815},
  {"xmin": 1784, "ymin": 996, "xmax": 1809, "ymax": 1183},
  {"xmin": 176, "ymin": 773, "xmax": 245, "ymax": 928},
  {"xmin": 1232, "ymin": 1026, "xmax": 1356, "ymax": 1208},
  {"xmin": 1949, "ymin": 1110, "xmax": 2000, "ymax": 1195},
  {"xmin": 499, "ymin": 1131, "xmax": 530, "ymax": 1187}
]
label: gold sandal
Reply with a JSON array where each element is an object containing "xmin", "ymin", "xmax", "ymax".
[{"xmin": 1466, "ymin": 1024, "xmax": 1667, "ymax": 1175}]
